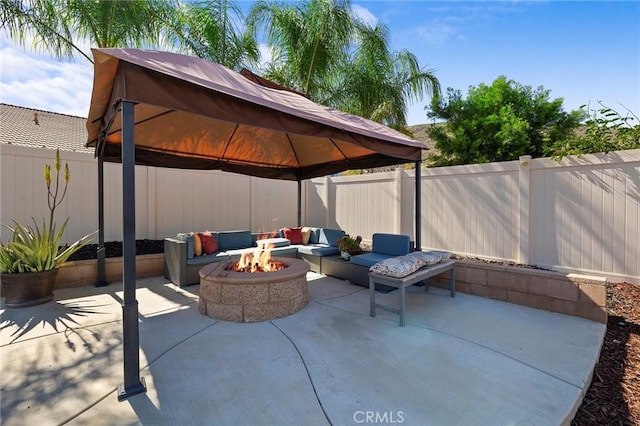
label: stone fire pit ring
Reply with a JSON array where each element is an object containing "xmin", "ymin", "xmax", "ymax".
[{"xmin": 199, "ymin": 257, "xmax": 310, "ymax": 323}]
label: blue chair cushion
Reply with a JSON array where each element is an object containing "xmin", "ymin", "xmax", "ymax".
[
  {"xmin": 319, "ymin": 228, "xmax": 345, "ymax": 247},
  {"xmin": 307, "ymin": 227, "xmax": 321, "ymax": 244},
  {"xmin": 215, "ymin": 230, "xmax": 252, "ymax": 251},
  {"xmin": 186, "ymin": 253, "xmax": 229, "ymax": 266},
  {"xmin": 372, "ymin": 233, "xmax": 411, "ymax": 257},
  {"xmin": 349, "ymin": 252, "xmax": 393, "ymax": 268},
  {"xmin": 177, "ymin": 232, "xmax": 195, "ymax": 259},
  {"xmin": 296, "ymin": 244, "xmax": 339, "ymax": 256}
]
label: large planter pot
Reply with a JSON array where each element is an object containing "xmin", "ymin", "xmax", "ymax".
[{"xmin": 1, "ymin": 269, "xmax": 58, "ymax": 308}]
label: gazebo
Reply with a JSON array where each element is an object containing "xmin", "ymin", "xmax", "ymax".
[{"xmin": 85, "ymin": 48, "xmax": 427, "ymax": 400}]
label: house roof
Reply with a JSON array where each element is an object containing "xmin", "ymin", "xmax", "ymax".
[{"xmin": 0, "ymin": 103, "xmax": 92, "ymax": 153}]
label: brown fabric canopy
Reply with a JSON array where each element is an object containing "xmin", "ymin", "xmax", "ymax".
[{"xmin": 86, "ymin": 48, "xmax": 426, "ymax": 181}]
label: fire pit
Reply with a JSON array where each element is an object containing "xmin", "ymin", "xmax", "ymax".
[{"xmin": 199, "ymin": 257, "xmax": 310, "ymax": 323}]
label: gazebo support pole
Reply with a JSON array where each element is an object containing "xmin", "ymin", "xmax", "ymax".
[
  {"xmin": 297, "ymin": 180, "xmax": 302, "ymax": 227},
  {"xmin": 415, "ymin": 161, "xmax": 422, "ymax": 251},
  {"xmin": 96, "ymin": 156, "xmax": 107, "ymax": 286},
  {"xmin": 117, "ymin": 100, "xmax": 146, "ymax": 401}
]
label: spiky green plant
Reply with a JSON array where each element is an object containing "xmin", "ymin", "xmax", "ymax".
[{"xmin": 0, "ymin": 150, "xmax": 96, "ymax": 274}]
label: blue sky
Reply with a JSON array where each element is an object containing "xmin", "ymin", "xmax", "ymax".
[{"xmin": 1, "ymin": 1, "xmax": 638, "ymax": 126}]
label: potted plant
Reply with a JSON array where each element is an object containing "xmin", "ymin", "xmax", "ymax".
[
  {"xmin": 337, "ymin": 234, "xmax": 362, "ymax": 260},
  {"xmin": 0, "ymin": 150, "xmax": 96, "ymax": 307}
]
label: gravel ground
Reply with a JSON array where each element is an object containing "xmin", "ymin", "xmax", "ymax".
[
  {"xmin": 67, "ymin": 239, "xmax": 165, "ymax": 261},
  {"xmin": 68, "ymin": 241, "xmax": 639, "ymax": 424}
]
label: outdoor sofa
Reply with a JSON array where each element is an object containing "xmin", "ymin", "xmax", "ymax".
[{"xmin": 164, "ymin": 227, "xmax": 345, "ymax": 287}]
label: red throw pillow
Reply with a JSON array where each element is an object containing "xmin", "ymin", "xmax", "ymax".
[
  {"xmin": 198, "ymin": 232, "xmax": 218, "ymax": 255},
  {"xmin": 283, "ymin": 227, "xmax": 303, "ymax": 245}
]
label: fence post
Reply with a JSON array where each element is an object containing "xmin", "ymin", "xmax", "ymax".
[
  {"xmin": 324, "ymin": 176, "xmax": 331, "ymax": 228},
  {"xmin": 518, "ymin": 155, "xmax": 532, "ymax": 264},
  {"xmin": 147, "ymin": 167, "xmax": 156, "ymax": 239},
  {"xmin": 395, "ymin": 168, "xmax": 403, "ymax": 234}
]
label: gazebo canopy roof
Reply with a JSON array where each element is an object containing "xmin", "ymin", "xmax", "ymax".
[{"xmin": 86, "ymin": 48, "xmax": 426, "ymax": 181}]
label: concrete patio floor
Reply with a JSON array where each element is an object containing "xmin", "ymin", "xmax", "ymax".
[{"xmin": 1, "ymin": 273, "xmax": 605, "ymax": 426}]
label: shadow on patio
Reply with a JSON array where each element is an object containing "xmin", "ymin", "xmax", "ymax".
[{"xmin": 1, "ymin": 273, "xmax": 605, "ymax": 425}]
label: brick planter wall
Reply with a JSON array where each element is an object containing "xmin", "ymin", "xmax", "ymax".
[
  {"xmin": 434, "ymin": 261, "xmax": 607, "ymax": 323},
  {"xmin": 55, "ymin": 254, "xmax": 165, "ymax": 289}
]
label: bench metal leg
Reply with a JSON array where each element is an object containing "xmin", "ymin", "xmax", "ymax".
[
  {"xmin": 399, "ymin": 284, "xmax": 406, "ymax": 327},
  {"xmin": 450, "ymin": 267, "xmax": 456, "ymax": 297},
  {"xmin": 369, "ymin": 276, "xmax": 376, "ymax": 317}
]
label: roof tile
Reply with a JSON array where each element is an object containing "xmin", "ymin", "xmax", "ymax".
[{"xmin": 0, "ymin": 103, "xmax": 92, "ymax": 153}]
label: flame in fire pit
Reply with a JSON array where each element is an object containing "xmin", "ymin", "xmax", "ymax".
[{"xmin": 227, "ymin": 235, "xmax": 286, "ymax": 273}]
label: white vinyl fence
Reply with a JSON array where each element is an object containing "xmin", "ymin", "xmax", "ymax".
[{"xmin": 1, "ymin": 144, "xmax": 638, "ymax": 283}]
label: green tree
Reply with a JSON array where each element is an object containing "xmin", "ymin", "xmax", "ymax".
[
  {"xmin": 166, "ymin": 0, "xmax": 259, "ymax": 70},
  {"xmin": 545, "ymin": 102, "xmax": 640, "ymax": 158},
  {"xmin": 247, "ymin": 0, "xmax": 353, "ymax": 98},
  {"xmin": 248, "ymin": 0, "xmax": 439, "ymax": 132},
  {"xmin": 1, "ymin": 0, "xmax": 174, "ymax": 62},
  {"xmin": 426, "ymin": 76, "xmax": 582, "ymax": 166},
  {"xmin": 330, "ymin": 21, "xmax": 440, "ymax": 131}
]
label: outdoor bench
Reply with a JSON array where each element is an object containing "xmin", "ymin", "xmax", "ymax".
[{"xmin": 369, "ymin": 258, "xmax": 455, "ymax": 327}]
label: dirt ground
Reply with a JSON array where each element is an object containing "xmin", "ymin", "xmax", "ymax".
[{"xmin": 572, "ymin": 282, "xmax": 640, "ymax": 425}]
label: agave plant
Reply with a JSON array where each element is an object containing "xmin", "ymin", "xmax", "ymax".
[
  {"xmin": 0, "ymin": 219, "xmax": 95, "ymax": 273},
  {"xmin": 0, "ymin": 149, "xmax": 96, "ymax": 274}
]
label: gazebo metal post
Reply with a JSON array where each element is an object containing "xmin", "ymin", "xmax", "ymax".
[
  {"xmin": 415, "ymin": 161, "xmax": 422, "ymax": 251},
  {"xmin": 297, "ymin": 180, "xmax": 302, "ymax": 227},
  {"xmin": 96, "ymin": 156, "xmax": 107, "ymax": 286},
  {"xmin": 117, "ymin": 100, "xmax": 146, "ymax": 401}
]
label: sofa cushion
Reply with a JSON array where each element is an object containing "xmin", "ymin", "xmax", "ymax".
[
  {"xmin": 283, "ymin": 227, "xmax": 303, "ymax": 244},
  {"xmin": 372, "ymin": 233, "xmax": 411, "ymax": 257},
  {"xmin": 301, "ymin": 227, "xmax": 313, "ymax": 245},
  {"xmin": 199, "ymin": 232, "xmax": 218, "ymax": 255},
  {"xmin": 186, "ymin": 252, "xmax": 229, "ymax": 266},
  {"xmin": 257, "ymin": 237, "xmax": 291, "ymax": 248},
  {"xmin": 177, "ymin": 232, "xmax": 195, "ymax": 259},
  {"xmin": 350, "ymin": 252, "xmax": 393, "ymax": 268},
  {"xmin": 307, "ymin": 227, "xmax": 320, "ymax": 244},
  {"xmin": 319, "ymin": 228, "xmax": 345, "ymax": 247},
  {"xmin": 192, "ymin": 232, "xmax": 203, "ymax": 256},
  {"xmin": 215, "ymin": 230, "xmax": 252, "ymax": 251},
  {"xmin": 222, "ymin": 247, "xmax": 256, "ymax": 259},
  {"xmin": 268, "ymin": 246, "xmax": 299, "ymax": 257},
  {"xmin": 296, "ymin": 244, "xmax": 339, "ymax": 256}
]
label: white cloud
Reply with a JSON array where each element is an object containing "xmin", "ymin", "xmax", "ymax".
[
  {"xmin": 0, "ymin": 38, "xmax": 93, "ymax": 117},
  {"xmin": 257, "ymin": 43, "xmax": 273, "ymax": 68},
  {"xmin": 352, "ymin": 4, "xmax": 378, "ymax": 27},
  {"xmin": 415, "ymin": 17, "xmax": 461, "ymax": 46}
]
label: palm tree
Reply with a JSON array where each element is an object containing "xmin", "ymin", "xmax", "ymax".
[
  {"xmin": 1, "ymin": 0, "xmax": 174, "ymax": 63},
  {"xmin": 166, "ymin": 0, "xmax": 259, "ymax": 70},
  {"xmin": 333, "ymin": 21, "xmax": 441, "ymax": 131},
  {"xmin": 248, "ymin": 0, "xmax": 439, "ymax": 132},
  {"xmin": 247, "ymin": 0, "xmax": 353, "ymax": 98}
]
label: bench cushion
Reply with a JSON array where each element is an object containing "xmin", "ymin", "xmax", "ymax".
[
  {"xmin": 370, "ymin": 255, "xmax": 424, "ymax": 278},
  {"xmin": 370, "ymin": 251, "xmax": 454, "ymax": 278}
]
